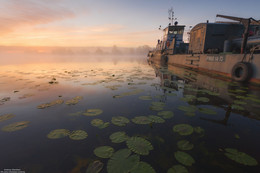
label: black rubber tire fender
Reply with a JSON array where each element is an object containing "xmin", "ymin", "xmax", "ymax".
[{"xmin": 231, "ymin": 62, "xmax": 253, "ymax": 82}]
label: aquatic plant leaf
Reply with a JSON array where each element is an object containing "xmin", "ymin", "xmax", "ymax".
[
  {"xmin": 197, "ymin": 97, "xmax": 210, "ymax": 102},
  {"xmin": 66, "ymin": 96, "xmax": 83, "ymax": 105},
  {"xmin": 149, "ymin": 105, "xmax": 164, "ymax": 111},
  {"xmin": 83, "ymin": 109, "xmax": 103, "ymax": 116},
  {"xmin": 174, "ymin": 151, "xmax": 195, "ymax": 166},
  {"xmin": 69, "ymin": 111, "xmax": 83, "ymax": 116},
  {"xmin": 194, "ymin": 126, "xmax": 205, "ymax": 137},
  {"xmin": 130, "ymin": 161, "xmax": 156, "ymax": 173},
  {"xmin": 173, "ymin": 124, "xmax": 193, "ymax": 136},
  {"xmin": 111, "ymin": 116, "xmax": 130, "ymax": 126},
  {"xmin": 132, "ymin": 116, "xmax": 152, "ymax": 125},
  {"xmin": 185, "ymin": 111, "xmax": 195, "ymax": 117},
  {"xmin": 109, "ymin": 131, "xmax": 128, "ymax": 143},
  {"xmin": 177, "ymin": 140, "xmax": 194, "ymax": 151},
  {"xmin": 224, "ymin": 148, "xmax": 258, "ymax": 166},
  {"xmin": 126, "ymin": 137, "xmax": 153, "ymax": 155},
  {"xmin": 86, "ymin": 160, "xmax": 104, "ymax": 173},
  {"xmin": 107, "ymin": 149, "xmax": 140, "ymax": 173},
  {"xmin": 167, "ymin": 165, "xmax": 188, "ymax": 173},
  {"xmin": 178, "ymin": 105, "xmax": 197, "ymax": 112},
  {"xmin": 233, "ymin": 100, "xmax": 247, "ymax": 105},
  {"xmin": 0, "ymin": 114, "xmax": 15, "ymax": 122},
  {"xmin": 198, "ymin": 108, "xmax": 217, "ymax": 115},
  {"xmin": 231, "ymin": 104, "xmax": 245, "ymax": 110},
  {"xmin": 69, "ymin": 130, "xmax": 88, "ymax": 140},
  {"xmin": 139, "ymin": 96, "xmax": 152, "ymax": 100},
  {"xmin": 37, "ymin": 99, "xmax": 64, "ymax": 109},
  {"xmin": 157, "ymin": 111, "xmax": 174, "ymax": 119},
  {"xmin": 94, "ymin": 146, "xmax": 114, "ymax": 158},
  {"xmin": 151, "ymin": 102, "xmax": 165, "ymax": 107},
  {"xmin": 91, "ymin": 119, "xmax": 109, "ymax": 129},
  {"xmin": 148, "ymin": 115, "xmax": 165, "ymax": 123},
  {"xmin": 47, "ymin": 129, "xmax": 70, "ymax": 139},
  {"xmin": 2, "ymin": 121, "xmax": 30, "ymax": 132}
]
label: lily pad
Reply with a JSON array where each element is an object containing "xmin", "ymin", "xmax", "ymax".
[
  {"xmin": 109, "ymin": 131, "xmax": 128, "ymax": 143},
  {"xmin": 198, "ymin": 108, "xmax": 217, "ymax": 115},
  {"xmin": 47, "ymin": 129, "xmax": 70, "ymax": 139},
  {"xmin": 91, "ymin": 119, "xmax": 110, "ymax": 129},
  {"xmin": 94, "ymin": 146, "xmax": 114, "ymax": 158},
  {"xmin": 174, "ymin": 151, "xmax": 195, "ymax": 166},
  {"xmin": 148, "ymin": 115, "xmax": 165, "ymax": 123},
  {"xmin": 111, "ymin": 116, "xmax": 130, "ymax": 126},
  {"xmin": 177, "ymin": 140, "xmax": 194, "ymax": 151},
  {"xmin": 86, "ymin": 160, "xmax": 104, "ymax": 173},
  {"xmin": 149, "ymin": 105, "xmax": 164, "ymax": 111},
  {"xmin": 107, "ymin": 149, "xmax": 140, "ymax": 173},
  {"xmin": 66, "ymin": 96, "xmax": 83, "ymax": 105},
  {"xmin": 69, "ymin": 130, "xmax": 88, "ymax": 140},
  {"xmin": 2, "ymin": 121, "xmax": 30, "ymax": 132},
  {"xmin": 37, "ymin": 99, "xmax": 64, "ymax": 109},
  {"xmin": 224, "ymin": 148, "xmax": 258, "ymax": 166},
  {"xmin": 173, "ymin": 124, "xmax": 193, "ymax": 136},
  {"xmin": 83, "ymin": 109, "xmax": 103, "ymax": 116},
  {"xmin": 0, "ymin": 114, "xmax": 15, "ymax": 122},
  {"xmin": 131, "ymin": 161, "xmax": 156, "ymax": 173},
  {"xmin": 194, "ymin": 126, "xmax": 205, "ymax": 137},
  {"xmin": 197, "ymin": 97, "xmax": 210, "ymax": 102},
  {"xmin": 151, "ymin": 102, "xmax": 165, "ymax": 107},
  {"xmin": 167, "ymin": 165, "xmax": 188, "ymax": 173},
  {"xmin": 233, "ymin": 100, "xmax": 247, "ymax": 105},
  {"xmin": 139, "ymin": 96, "xmax": 152, "ymax": 100},
  {"xmin": 126, "ymin": 137, "xmax": 153, "ymax": 155},
  {"xmin": 231, "ymin": 104, "xmax": 245, "ymax": 111},
  {"xmin": 157, "ymin": 111, "xmax": 174, "ymax": 119},
  {"xmin": 178, "ymin": 105, "xmax": 197, "ymax": 113},
  {"xmin": 132, "ymin": 116, "xmax": 152, "ymax": 125}
]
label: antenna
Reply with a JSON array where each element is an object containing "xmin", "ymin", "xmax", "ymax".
[{"xmin": 168, "ymin": 7, "xmax": 176, "ymax": 25}]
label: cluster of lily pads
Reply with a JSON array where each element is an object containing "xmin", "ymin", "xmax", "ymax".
[
  {"xmin": 37, "ymin": 96, "xmax": 84, "ymax": 109},
  {"xmin": 47, "ymin": 129, "xmax": 88, "ymax": 140}
]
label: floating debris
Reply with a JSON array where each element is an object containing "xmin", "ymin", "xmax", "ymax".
[
  {"xmin": 126, "ymin": 137, "xmax": 153, "ymax": 155},
  {"xmin": 224, "ymin": 148, "xmax": 258, "ymax": 166},
  {"xmin": 83, "ymin": 109, "xmax": 103, "ymax": 116},
  {"xmin": 107, "ymin": 149, "xmax": 139, "ymax": 173},
  {"xmin": 0, "ymin": 114, "xmax": 15, "ymax": 122},
  {"xmin": 69, "ymin": 130, "xmax": 88, "ymax": 140},
  {"xmin": 174, "ymin": 151, "xmax": 195, "ymax": 166},
  {"xmin": 167, "ymin": 164, "xmax": 188, "ymax": 173},
  {"xmin": 173, "ymin": 124, "xmax": 194, "ymax": 136},
  {"xmin": 111, "ymin": 116, "xmax": 130, "ymax": 126},
  {"xmin": 91, "ymin": 119, "xmax": 110, "ymax": 129},
  {"xmin": 2, "ymin": 121, "xmax": 30, "ymax": 132},
  {"xmin": 47, "ymin": 129, "xmax": 70, "ymax": 139},
  {"xmin": 94, "ymin": 146, "xmax": 114, "ymax": 159},
  {"xmin": 109, "ymin": 131, "xmax": 128, "ymax": 143}
]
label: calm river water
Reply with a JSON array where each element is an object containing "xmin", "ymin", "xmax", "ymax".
[{"xmin": 0, "ymin": 56, "xmax": 260, "ymax": 173}]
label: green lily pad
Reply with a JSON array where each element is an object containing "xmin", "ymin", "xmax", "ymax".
[
  {"xmin": 173, "ymin": 124, "xmax": 193, "ymax": 136},
  {"xmin": 194, "ymin": 126, "xmax": 205, "ymax": 137},
  {"xmin": 83, "ymin": 109, "xmax": 103, "ymax": 116},
  {"xmin": 174, "ymin": 151, "xmax": 195, "ymax": 166},
  {"xmin": 110, "ymin": 131, "xmax": 128, "ymax": 143},
  {"xmin": 185, "ymin": 111, "xmax": 196, "ymax": 117},
  {"xmin": 224, "ymin": 148, "xmax": 258, "ymax": 166},
  {"xmin": 148, "ymin": 115, "xmax": 165, "ymax": 123},
  {"xmin": 126, "ymin": 137, "xmax": 153, "ymax": 155},
  {"xmin": 111, "ymin": 116, "xmax": 130, "ymax": 126},
  {"xmin": 197, "ymin": 97, "xmax": 210, "ymax": 102},
  {"xmin": 139, "ymin": 96, "xmax": 152, "ymax": 100},
  {"xmin": 157, "ymin": 111, "xmax": 174, "ymax": 119},
  {"xmin": 131, "ymin": 161, "xmax": 156, "ymax": 173},
  {"xmin": 2, "ymin": 121, "xmax": 30, "ymax": 132},
  {"xmin": 167, "ymin": 165, "xmax": 188, "ymax": 173},
  {"xmin": 37, "ymin": 99, "xmax": 64, "ymax": 109},
  {"xmin": 181, "ymin": 95, "xmax": 196, "ymax": 102},
  {"xmin": 69, "ymin": 130, "xmax": 88, "ymax": 140},
  {"xmin": 91, "ymin": 119, "xmax": 109, "ymax": 129},
  {"xmin": 107, "ymin": 149, "xmax": 140, "ymax": 173},
  {"xmin": 231, "ymin": 104, "xmax": 245, "ymax": 110},
  {"xmin": 47, "ymin": 129, "xmax": 70, "ymax": 139},
  {"xmin": 233, "ymin": 100, "xmax": 247, "ymax": 105},
  {"xmin": 149, "ymin": 105, "xmax": 164, "ymax": 111},
  {"xmin": 132, "ymin": 116, "xmax": 152, "ymax": 125},
  {"xmin": 177, "ymin": 140, "xmax": 194, "ymax": 151},
  {"xmin": 178, "ymin": 105, "xmax": 197, "ymax": 112},
  {"xmin": 94, "ymin": 146, "xmax": 114, "ymax": 158},
  {"xmin": 0, "ymin": 114, "xmax": 15, "ymax": 122},
  {"xmin": 198, "ymin": 108, "xmax": 217, "ymax": 115},
  {"xmin": 86, "ymin": 160, "xmax": 104, "ymax": 173},
  {"xmin": 151, "ymin": 102, "xmax": 165, "ymax": 107}
]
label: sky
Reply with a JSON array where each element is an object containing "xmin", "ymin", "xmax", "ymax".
[{"xmin": 0, "ymin": 0, "xmax": 260, "ymax": 47}]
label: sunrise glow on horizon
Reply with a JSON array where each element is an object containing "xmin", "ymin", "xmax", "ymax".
[{"xmin": 0, "ymin": 0, "xmax": 260, "ymax": 48}]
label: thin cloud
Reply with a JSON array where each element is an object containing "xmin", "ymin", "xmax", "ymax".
[{"xmin": 0, "ymin": 0, "xmax": 75, "ymax": 35}]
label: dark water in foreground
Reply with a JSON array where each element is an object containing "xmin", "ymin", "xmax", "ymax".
[{"xmin": 0, "ymin": 58, "xmax": 260, "ymax": 173}]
